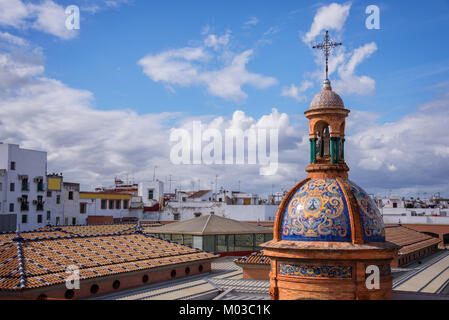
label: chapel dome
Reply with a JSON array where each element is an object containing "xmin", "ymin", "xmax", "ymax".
[
  {"xmin": 310, "ymin": 79, "xmax": 344, "ymax": 109},
  {"xmin": 280, "ymin": 178, "xmax": 385, "ymax": 243}
]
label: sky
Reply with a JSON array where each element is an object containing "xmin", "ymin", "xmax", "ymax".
[{"xmin": 1, "ymin": 0, "xmax": 449, "ymax": 198}]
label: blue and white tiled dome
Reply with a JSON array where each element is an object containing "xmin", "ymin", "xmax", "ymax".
[{"xmin": 281, "ymin": 179, "xmax": 385, "ymax": 243}]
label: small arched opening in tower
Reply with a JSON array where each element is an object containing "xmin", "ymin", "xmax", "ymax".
[{"xmin": 315, "ymin": 121, "xmax": 331, "ymax": 159}]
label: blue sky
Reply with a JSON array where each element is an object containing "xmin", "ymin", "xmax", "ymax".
[
  {"xmin": 1, "ymin": 0, "xmax": 449, "ymax": 197},
  {"xmin": 35, "ymin": 0, "xmax": 449, "ymax": 120}
]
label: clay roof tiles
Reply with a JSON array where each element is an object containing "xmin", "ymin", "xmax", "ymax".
[{"xmin": 0, "ymin": 226, "xmax": 217, "ymax": 291}]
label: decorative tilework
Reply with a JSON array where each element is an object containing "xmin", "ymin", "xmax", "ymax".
[
  {"xmin": 349, "ymin": 181, "xmax": 385, "ymax": 242},
  {"xmin": 278, "ymin": 263, "xmax": 353, "ymax": 279},
  {"xmin": 310, "ymin": 89, "xmax": 344, "ymax": 109},
  {"xmin": 281, "ymin": 179, "xmax": 352, "ymax": 242}
]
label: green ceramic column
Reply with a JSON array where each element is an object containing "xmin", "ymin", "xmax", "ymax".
[
  {"xmin": 310, "ymin": 138, "xmax": 317, "ymax": 163},
  {"xmin": 341, "ymin": 138, "xmax": 345, "ymax": 160},
  {"xmin": 330, "ymin": 137, "xmax": 339, "ymax": 163}
]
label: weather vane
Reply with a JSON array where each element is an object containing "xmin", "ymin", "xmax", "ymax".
[{"xmin": 312, "ymin": 30, "xmax": 342, "ymax": 80}]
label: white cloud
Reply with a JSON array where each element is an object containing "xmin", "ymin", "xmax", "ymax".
[
  {"xmin": 0, "ymin": 0, "xmax": 29, "ymax": 28},
  {"xmin": 0, "ymin": 31, "xmax": 28, "ymax": 46},
  {"xmin": 244, "ymin": 17, "xmax": 259, "ymax": 27},
  {"xmin": 303, "ymin": 3, "xmax": 351, "ymax": 43},
  {"xmin": 138, "ymin": 32, "xmax": 277, "ymax": 102},
  {"xmin": 0, "ymin": 0, "xmax": 78, "ymax": 39},
  {"xmin": 281, "ymin": 80, "xmax": 313, "ymax": 102},
  {"xmin": 297, "ymin": 3, "xmax": 377, "ymax": 96},
  {"xmin": 346, "ymin": 90, "xmax": 449, "ymax": 193},
  {"xmin": 0, "ymin": 38, "xmax": 44, "ymax": 95},
  {"xmin": 332, "ymin": 42, "xmax": 377, "ymax": 95},
  {"xmin": 204, "ymin": 30, "xmax": 231, "ymax": 50},
  {"xmin": 2, "ymin": 33, "xmax": 449, "ymax": 196},
  {"xmin": 29, "ymin": 0, "xmax": 77, "ymax": 40}
]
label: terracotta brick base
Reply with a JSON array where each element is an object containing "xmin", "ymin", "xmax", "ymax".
[{"xmin": 0, "ymin": 261, "xmax": 211, "ymax": 300}]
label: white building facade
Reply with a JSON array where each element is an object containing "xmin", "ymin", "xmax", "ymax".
[{"xmin": 0, "ymin": 143, "xmax": 47, "ymax": 232}]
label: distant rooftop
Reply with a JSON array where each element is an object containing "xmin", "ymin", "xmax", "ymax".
[{"xmin": 145, "ymin": 214, "xmax": 272, "ymax": 236}]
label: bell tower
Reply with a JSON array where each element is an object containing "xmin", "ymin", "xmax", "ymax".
[
  {"xmin": 261, "ymin": 31, "xmax": 398, "ymax": 300},
  {"xmin": 305, "ymin": 79, "xmax": 350, "ymax": 180}
]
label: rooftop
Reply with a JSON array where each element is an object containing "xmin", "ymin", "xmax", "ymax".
[
  {"xmin": 145, "ymin": 214, "xmax": 272, "ymax": 236},
  {"xmin": 0, "ymin": 226, "xmax": 216, "ymax": 291}
]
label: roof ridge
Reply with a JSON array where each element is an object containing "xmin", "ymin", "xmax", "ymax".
[
  {"xmin": 201, "ymin": 214, "xmax": 213, "ymax": 234},
  {"xmin": 14, "ymin": 240, "xmax": 26, "ymax": 289}
]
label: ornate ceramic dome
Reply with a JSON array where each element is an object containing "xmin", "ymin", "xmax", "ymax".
[
  {"xmin": 310, "ymin": 80, "xmax": 344, "ymax": 109},
  {"xmin": 262, "ymin": 31, "xmax": 398, "ymax": 301},
  {"xmin": 281, "ymin": 178, "xmax": 385, "ymax": 243}
]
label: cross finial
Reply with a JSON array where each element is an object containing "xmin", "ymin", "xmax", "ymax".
[{"xmin": 312, "ymin": 30, "xmax": 342, "ymax": 80}]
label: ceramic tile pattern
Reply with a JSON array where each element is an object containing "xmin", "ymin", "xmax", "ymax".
[{"xmin": 0, "ymin": 226, "xmax": 215, "ymax": 291}]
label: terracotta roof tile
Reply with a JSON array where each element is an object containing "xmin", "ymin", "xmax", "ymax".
[{"xmin": 0, "ymin": 229, "xmax": 217, "ymax": 291}]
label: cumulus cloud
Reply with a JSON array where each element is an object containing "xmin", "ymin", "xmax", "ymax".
[
  {"xmin": 345, "ymin": 89, "xmax": 449, "ymax": 195},
  {"xmin": 0, "ymin": 0, "xmax": 78, "ymax": 39},
  {"xmin": 332, "ymin": 42, "xmax": 377, "ymax": 95},
  {"xmin": 290, "ymin": 2, "xmax": 377, "ymax": 97},
  {"xmin": 0, "ymin": 37, "xmax": 44, "ymax": 96},
  {"xmin": 0, "ymin": 33, "xmax": 302, "ymax": 193},
  {"xmin": 0, "ymin": 31, "xmax": 28, "ymax": 46},
  {"xmin": 138, "ymin": 31, "xmax": 277, "ymax": 101},
  {"xmin": 0, "ymin": 0, "xmax": 29, "ymax": 28},
  {"xmin": 303, "ymin": 3, "xmax": 351, "ymax": 44},
  {"xmin": 281, "ymin": 80, "xmax": 313, "ymax": 102}
]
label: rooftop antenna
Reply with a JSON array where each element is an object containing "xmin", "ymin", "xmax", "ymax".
[
  {"xmin": 312, "ymin": 30, "xmax": 342, "ymax": 80},
  {"xmin": 153, "ymin": 165, "xmax": 158, "ymax": 182}
]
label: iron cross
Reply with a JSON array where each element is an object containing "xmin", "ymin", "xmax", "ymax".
[{"xmin": 312, "ymin": 30, "xmax": 342, "ymax": 80}]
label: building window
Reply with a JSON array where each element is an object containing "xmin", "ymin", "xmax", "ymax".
[
  {"xmin": 174, "ymin": 213, "xmax": 180, "ymax": 221},
  {"xmin": 0, "ymin": 183, "xmax": 2, "ymax": 191},
  {"xmin": 21, "ymin": 195, "xmax": 29, "ymax": 211},
  {"xmin": 10, "ymin": 161, "xmax": 15, "ymax": 170},
  {"xmin": 194, "ymin": 212, "xmax": 202, "ymax": 217},
  {"xmin": 46, "ymin": 211, "xmax": 51, "ymax": 221},
  {"xmin": 109, "ymin": 200, "xmax": 114, "ymax": 209},
  {"xmin": 116, "ymin": 200, "xmax": 121, "ymax": 209},
  {"xmin": 9, "ymin": 203, "xmax": 14, "ymax": 213},
  {"xmin": 101, "ymin": 200, "xmax": 107, "ymax": 209},
  {"xmin": 36, "ymin": 196, "xmax": 43, "ymax": 211},
  {"xmin": 80, "ymin": 203, "xmax": 86, "ymax": 214},
  {"xmin": 21, "ymin": 179, "xmax": 29, "ymax": 191},
  {"xmin": 22, "ymin": 215, "xmax": 27, "ymax": 224},
  {"xmin": 148, "ymin": 189, "xmax": 154, "ymax": 200},
  {"xmin": 37, "ymin": 181, "xmax": 44, "ymax": 192},
  {"xmin": 123, "ymin": 200, "xmax": 129, "ymax": 209},
  {"xmin": 56, "ymin": 195, "xmax": 60, "ymax": 204},
  {"xmin": 47, "ymin": 191, "xmax": 52, "ymax": 197},
  {"xmin": 10, "ymin": 183, "xmax": 14, "ymax": 192},
  {"xmin": 68, "ymin": 191, "xmax": 73, "ymax": 200},
  {"xmin": 72, "ymin": 217, "xmax": 76, "ymax": 225},
  {"xmin": 37, "ymin": 215, "xmax": 43, "ymax": 224},
  {"xmin": 56, "ymin": 217, "xmax": 60, "ymax": 225}
]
